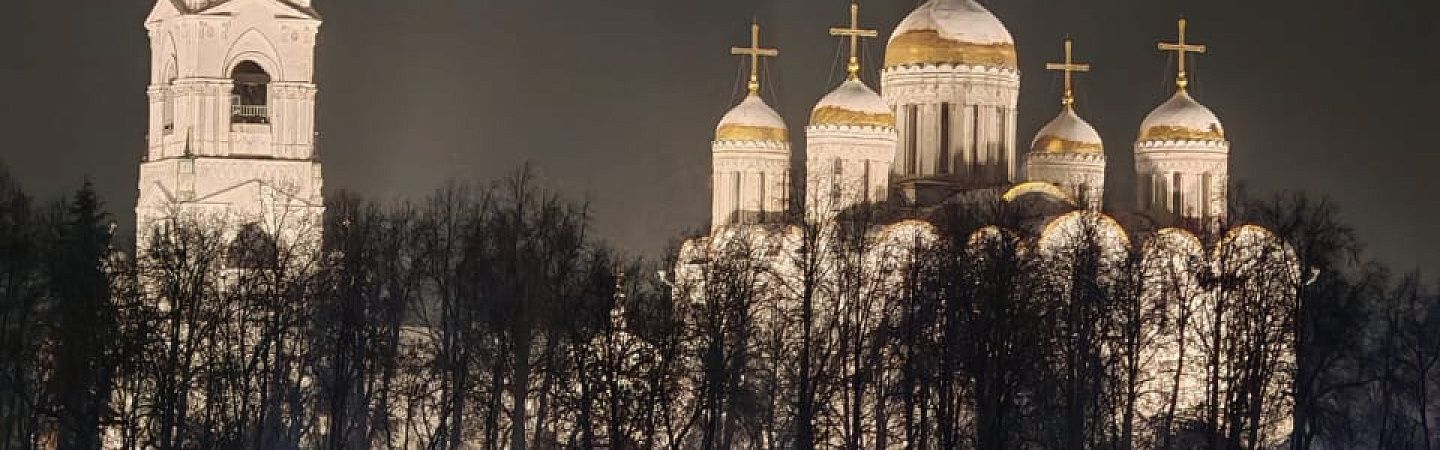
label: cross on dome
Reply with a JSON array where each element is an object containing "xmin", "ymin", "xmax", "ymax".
[
  {"xmin": 1158, "ymin": 17, "xmax": 1208, "ymax": 92},
  {"xmin": 828, "ymin": 1, "xmax": 879, "ymax": 80},
  {"xmin": 1045, "ymin": 38, "xmax": 1091, "ymax": 109},
  {"xmin": 731, "ymin": 20, "xmax": 779, "ymax": 97}
]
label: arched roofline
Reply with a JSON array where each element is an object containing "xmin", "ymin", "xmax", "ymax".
[{"xmin": 221, "ymin": 28, "xmax": 284, "ymax": 80}]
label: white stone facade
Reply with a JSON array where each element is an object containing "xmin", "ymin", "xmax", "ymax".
[
  {"xmin": 1134, "ymin": 139, "xmax": 1230, "ymax": 223},
  {"xmin": 137, "ymin": 0, "xmax": 324, "ymax": 249},
  {"xmin": 711, "ymin": 139, "xmax": 791, "ymax": 232},
  {"xmin": 882, "ymin": 64, "xmax": 1021, "ymax": 202},
  {"xmin": 804, "ymin": 126, "xmax": 897, "ymax": 218},
  {"xmin": 1134, "ymin": 91, "xmax": 1231, "ymax": 224},
  {"xmin": 712, "ymin": 95, "xmax": 792, "ymax": 232},
  {"xmin": 1026, "ymin": 151, "xmax": 1105, "ymax": 209}
]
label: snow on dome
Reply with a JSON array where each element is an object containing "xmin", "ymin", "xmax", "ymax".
[
  {"xmin": 716, "ymin": 95, "xmax": 788, "ymax": 142},
  {"xmin": 810, "ymin": 79, "xmax": 895, "ymax": 128},
  {"xmin": 1031, "ymin": 107, "xmax": 1104, "ymax": 155},
  {"xmin": 1138, "ymin": 90, "xmax": 1226, "ymax": 142},
  {"xmin": 885, "ymin": 0, "xmax": 1017, "ymax": 69}
]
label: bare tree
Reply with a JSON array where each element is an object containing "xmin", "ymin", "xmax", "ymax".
[{"xmin": 0, "ymin": 166, "xmax": 46, "ymax": 449}]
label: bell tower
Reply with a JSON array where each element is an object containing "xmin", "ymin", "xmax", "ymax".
[{"xmin": 136, "ymin": 0, "xmax": 325, "ymax": 250}]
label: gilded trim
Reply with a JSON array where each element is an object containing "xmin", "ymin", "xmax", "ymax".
[
  {"xmin": 885, "ymin": 30, "xmax": 1017, "ymax": 69},
  {"xmin": 716, "ymin": 124, "xmax": 788, "ymax": 142},
  {"xmin": 1032, "ymin": 135, "xmax": 1103, "ymax": 155},
  {"xmin": 1139, "ymin": 125, "xmax": 1225, "ymax": 142},
  {"xmin": 810, "ymin": 106, "xmax": 896, "ymax": 128},
  {"xmin": 1002, "ymin": 182, "xmax": 1074, "ymax": 203}
]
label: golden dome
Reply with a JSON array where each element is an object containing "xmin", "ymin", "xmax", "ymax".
[
  {"xmin": 885, "ymin": 0, "xmax": 1017, "ymax": 70},
  {"xmin": 1031, "ymin": 107, "xmax": 1104, "ymax": 155},
  {"xmin": 810, "ymin": 79, "xmax": 895, "ymax": 128},
  {"xmin": 1138, "ymin": 90, "xmax": 1225, "ymax": 142},
  {"xmin": 716, "ymin": 95, "xmax": 788, "ymax": 143}
]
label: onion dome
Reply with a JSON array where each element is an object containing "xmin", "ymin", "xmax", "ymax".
[
  {"xmin": 1031, "ymin": 107, "xmax": 1103, "ymax": 155},
  {"xmin": 1138, "ymin": 90, "xmax": 1225, "ymax": 142},
  {"xmin": 885, "ymin": 0, "xmax": 1016, "ymax": 70},
  {"xmin": 810, "ymin": 79, "xmax": 895, "ymax": 128},
  {"xmin": 716, "ymin": 95, "xmax": 788, "ymax": 142}
]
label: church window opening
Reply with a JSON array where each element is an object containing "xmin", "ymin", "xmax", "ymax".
[
  {"xmin": 1171, "ymin": 172, "xmax": 1184, "ymax": 215},
  {"xmin": 758, "ymin": 172, "xmax": 768, "ymax": 222},
  {"xmin": 1201, "ymin": 172, "xmax": 1213, "ymax": 219},
  {"xmin": 905, "ymin": 105, "xmax": 918, "ymax": 174},
  {"xmin": 162, "ymin": 91, "xmax": 175, "ymax": 134},
  {"xmin": 970, "ymin": 105, "xmax": 981, "ymax": 176},
  {"xmin": 161, "ymin": 62, "xmax": 177, "ymax": 134},
  {"xmin": 734, "ymin": 172, "xmax": 743, "ymax": 222},
  {"xmin": 863, "ymin": 160, "xmax": 872, "ymax": 203},
  {"xmin": 831, "ymin": 158, "xmax": 843, "ymax": 206},
  {"xmin": 231, "ymin": 61, "xmax": 271, "ymax": 124},
  {"xmin": 938, "ymin": 103, "xmax": 951, "ymax": 174}
]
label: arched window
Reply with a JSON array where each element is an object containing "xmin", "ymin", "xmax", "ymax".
[
  {"xmin": 1171, "ymin": 172, "xmax": 1184, "ymax": 216},
  {"xmin": 230, "ymin": 61, "xmax": 270, "ymax": 124},
  {"xmin": 938, "ymin": 103, "xmax": 951, "ymax": 174},
  {"xmin": 161, "ymin": 60, "xmax": 177, "ymax": 134}
]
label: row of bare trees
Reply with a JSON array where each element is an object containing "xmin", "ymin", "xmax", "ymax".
[{"xmin": 0, "ymin": 163, "xmax": 1436, "ymax": 449}]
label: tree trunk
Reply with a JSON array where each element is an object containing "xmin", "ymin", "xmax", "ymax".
[{"xmin": 510, "ymin": 332, "xmax": 532, "ymax": 450}]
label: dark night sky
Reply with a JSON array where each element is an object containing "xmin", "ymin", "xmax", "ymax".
[{"xmin": 2, "ymin": 0, "xmax": 1436, "ymax": 273}]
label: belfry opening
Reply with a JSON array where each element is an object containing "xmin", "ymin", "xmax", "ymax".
[{"xmin": 230, "ymin": 61, "xmax": 270, "ymax": 124}]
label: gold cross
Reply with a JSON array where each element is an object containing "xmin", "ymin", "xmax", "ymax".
[
  {"xmin": 829, "ymin": 1, "xmax": 878, "ymax": 80},
  {"xmin": 1158, "ymin": 17, "xmax": 1207, "ymax": 91},
  {"xmin": 1045, "ymin": 38, "xmax": 1091, "ymax": 109},
  {"xmin": 731, "ymin": 20, "xmax": 779, "ymax": 96}
]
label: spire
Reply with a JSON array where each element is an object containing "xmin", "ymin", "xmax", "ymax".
[
  {"xmin": 730, "ymin": 20, "xmax": 780, "ymax": 97},
  {"xmin": 1158, "ymin": 17, "xmax": 1208, "ymax": 92},
  {"xmin": 1045, "ymin": 38, "xmax": 1091, "ymax": 109},
  {"xmin": 829, "ymin": 1, "xmax": 879, "ymax": 80}
]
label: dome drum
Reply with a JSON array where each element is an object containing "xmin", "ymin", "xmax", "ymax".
[
  {"xmin": 1134, "ymin": 140, "xmax": 1230, "ymax": 157},
  {"xmin": 881, "ymin": 65, "xmax": 1020, "ymax": 107}
]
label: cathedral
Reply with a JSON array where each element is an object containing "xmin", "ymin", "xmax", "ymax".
[
  {"xmin": 681, "ymin": 0, "xmax": 1298, "ymax": 447},
  {"xmin": 122, "ymin": 0, "xmax": 1299, "ymax": 447},
  {"xmin": 707, "ymin": 0, "xmax": 1228, "ymax": 230}
]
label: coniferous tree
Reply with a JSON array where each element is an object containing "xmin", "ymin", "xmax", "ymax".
[{"xmin": 45, "ymin": 180, "xmax": 116, "ymax": 450}]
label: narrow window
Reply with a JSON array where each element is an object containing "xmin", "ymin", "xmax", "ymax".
[
  {"xmin": 863, "ymin": 160, "xmax": 872, "ymax": 203},
  {"xmin": 906, "ymin": 105, "xmax": 919, "ymax": 174},
  {"xmin": 758, "ymin": 172, "xmax": 767, "ymax": 222},
  {"xmin": 162, "ymin": 89, "xmax": 176, "ymax": 134},
  {"xmin": 733, "ymin": 172, "xmax": 742, "ymax": 224},
  {"xmin": 1171, "ymin": 173, "xmax": 1184, "ymax": 215},
  {"xmin": 971, "ymin": 105, "xmax": 981, "ymax": 176},
  {"xmin": 938, "ymin": 103, "xmax": 951, "ymax": 175},
  {"xmin": 1201, "ymin": 172, "xmax": 1212, "ymax": 219}
]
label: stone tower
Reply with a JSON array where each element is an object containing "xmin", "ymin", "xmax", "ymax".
[{"xmin": 136, "ymin": 0, "xmax": 324, "ymax": 251}]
